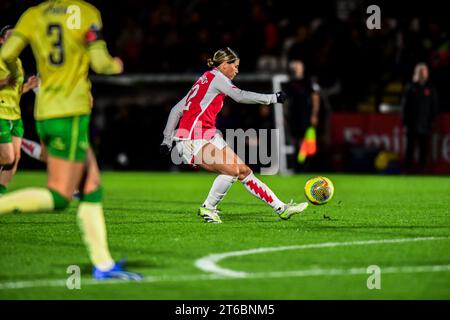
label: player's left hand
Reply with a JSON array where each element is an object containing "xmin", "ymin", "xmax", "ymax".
[
  {"xmin": 26, "ymin": 75, "xmax": 40, "ymax": 90},
  {"xmin": 160, "ymin": 142, "xmax": 172, "ymax": 156},
  {"xmin": 276, "ymin": 91, "xmax": 287, "ymax": 103},
  {"xmin": 114, "ymin": 57, "xmax": 124, "ymax": 73}
]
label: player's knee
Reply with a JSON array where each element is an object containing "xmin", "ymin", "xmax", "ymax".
[
  {"xmin": 14, "ymin": 151, "xmax": 21, "ymax": 163},
  {"xmin": 0, "ymin": 152, "xmax": 15, "ymax": 169},
  {"xmin": 238, "ymin": 165, "xmax": 252, "ymax": 180},
  {"xmin": 0, "ymin": 160, "xmax": 15, "ymax": 171},
  {"xmin": 49, "ymin": 189, "xmax": 71, "ymax": 211},
  {"xmin": 0, "ymin": 162, "xmax": 15, "ymax": 171},
  {"xmin": 225, "ymin": 165, "xmax": 240, "ymax": 178}
]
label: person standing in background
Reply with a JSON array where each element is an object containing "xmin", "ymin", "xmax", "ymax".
[
  {"xmin": 401, "ymin": 63, "xmax": 439, "ymax": 173},
  {"xmin": 284, "ymin": 60, "xmax": 320, "ymax": 171}
]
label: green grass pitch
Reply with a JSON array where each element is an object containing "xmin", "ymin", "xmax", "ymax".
[{"xmin": 0, "ymin": 171, "xmax": 449, "ymax": 299}]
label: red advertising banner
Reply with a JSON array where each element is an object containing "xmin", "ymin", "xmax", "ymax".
[{"xmin": 330, "ymin": 113, "xmax": 450, "ymax": 174}]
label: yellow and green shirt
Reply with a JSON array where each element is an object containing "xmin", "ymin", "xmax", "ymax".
[
  {"xmin": 0, "ymin": 56, "xmax": 24, "ymax": 120},
  {"xmin": 0, "ymin": 0, "xmax": 121, "ymax": 120}
]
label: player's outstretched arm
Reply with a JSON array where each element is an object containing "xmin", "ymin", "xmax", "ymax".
[
  {"xmin": 83, "ymin": 6, "xmax": 122, "ymax": 75},
  {"xmin": 0, "ymin": 34, "xmax": 27, "ymax": 79},
  {"xmin": 0, "ymin": 8, "xmax": 33, "ymax": 78},
  {"xmin": 88, "ymin": 42, "xmax": 123, "ymax": 75},
  {"xmin": 213, "ymin": 75, "xmax": 281, "ymax": 105}
]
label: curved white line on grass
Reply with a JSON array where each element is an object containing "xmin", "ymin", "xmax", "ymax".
[
  {"xmin": 194, "ymin": 236, "xmax": 450, "ymax": 277},
  {"xmin": 0, "ymin": 237, "xmax": 449, "ymax": 291},
  {"xmin": 0, "ymin": 264, "xmax": 449, "ymax": 290}
]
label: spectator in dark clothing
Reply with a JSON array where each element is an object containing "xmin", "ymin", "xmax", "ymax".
[
  {"xmin": 401, "ymin": 63, "xmax": 439, "ymax": 172},
  {"xmin": 284, "ymin": 60, "xmax": 320, "ymax": 143},
  {"xmin": 283, "ymin": 60, "xmax": 320, "ymax": 170}
]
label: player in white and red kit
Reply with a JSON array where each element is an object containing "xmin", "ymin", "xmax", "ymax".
[{"xmin": 161, "ymin": 48, "xmax": 308, "ymax": 223}]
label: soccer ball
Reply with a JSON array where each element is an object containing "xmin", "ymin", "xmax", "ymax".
[{"xmin": 304, "ymin": 176, "xmax": 334, "ymax": 205}]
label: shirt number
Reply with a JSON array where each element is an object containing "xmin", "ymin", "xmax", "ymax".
[
  {"xmin": 47, "ymin": 23, "xmax": 65, "ymax": 66},
  {"xmin": 184, "ymin": 84, "xmax": 200, "ymax": 111}
]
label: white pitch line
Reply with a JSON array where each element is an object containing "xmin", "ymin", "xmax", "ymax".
[
  {"xmin": 194, "ymin": 236, "xmax": 450, "ymax": 277},
  {"xmin": 0, "ymin": 274, "xmax": 226, "ymax": 290},
  {"xmin": 244, "ymin": 264, "xmax": 450, "ymax": 279},
  {"xmin": 1, "ymin": 236, "xmax": 449, "ymax": 291},
  {"xmin": 1, "ymin": 264, "xmax": 449, "ymax": 291}
]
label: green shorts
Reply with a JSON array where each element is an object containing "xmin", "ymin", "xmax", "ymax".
[
  {"xmin": 0, "ymin": 119, "xmax": 24, "ymax": 143},
  {"xmin": 36, "ymin": 115, "xmax": 90, "ymax": 162}
]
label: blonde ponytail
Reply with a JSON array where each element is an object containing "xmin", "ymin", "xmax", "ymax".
[
  {"xmin": 207, "ymin": 47, "xmax": 239, "ymax": 68},
  {"xmin": 207, "ymin": 58, "xmax": 215, "ymax": 68}
]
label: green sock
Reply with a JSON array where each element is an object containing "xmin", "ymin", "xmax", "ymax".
[{"xmin": 0, "ymin": 184, "xmax": 7, "ymax": 195}]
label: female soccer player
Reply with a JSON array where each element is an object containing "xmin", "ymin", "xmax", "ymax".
[
  {"xmin": 0, "ymin": 25, "xmax": 40, "ymax": 195},
  {"xmin": 161, "ymin": 47, "xmax": 308, "ymax": 223},
  {"xmin": 0, "ymin": 0, "xmax": 141, "ymax": 280}
]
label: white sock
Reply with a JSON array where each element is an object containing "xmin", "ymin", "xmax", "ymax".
[
  {"xmin": 202, "ymin": 175, "xmax": 237, "ymax": 209},
  {"xmin": 96, "ymin": 261, "xmax": 115, "ymax": 272},
  {"xmin": 21, "ymin": 138, "xmax": 42, "ymax": 161},
  {"xmin": 77, "ymin": 202, "xmax": 115, "ymax": 271},
  {"xmin": 241, "ymin": 172, "xmax": 285, "ymax": 213}
]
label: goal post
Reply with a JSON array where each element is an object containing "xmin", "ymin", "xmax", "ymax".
[{"xmin": 271, "ymin": 74, "xmax": 294, "ymax": 175}]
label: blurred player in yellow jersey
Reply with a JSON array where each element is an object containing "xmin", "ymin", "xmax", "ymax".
[
  {"xmin": 0, "ymin": 0, "xmax": 142, "ymax": 280},
  {"xmin": 0, "ymin": 25, "xmax": 40, "ymax": 195}
]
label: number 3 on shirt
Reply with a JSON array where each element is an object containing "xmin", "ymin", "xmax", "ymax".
[
  {"xmin": 183, "ymin": 84, "xmax": 200, "ymax": 111},
  {"xmin": 47, "ymin": 23, "xmax": 64, "ymax": 65}
]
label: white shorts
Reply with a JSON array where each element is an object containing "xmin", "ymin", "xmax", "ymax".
[{"xmin": 175, "ymin": 134, "xmax": 227, "ymax": 166}]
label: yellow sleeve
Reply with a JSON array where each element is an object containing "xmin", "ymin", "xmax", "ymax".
[
  {"xmin": 13, "ymin": 7, "xmax": 34, "ymax": 41},
  {"xmin": 0, "ymin": 35, "xmax": 27, "ymax": 77},
  {"xmin": 85, "ymin": 7, "xmax": 121, "ymax": 74},
  {"xmin": 88, "ymin": 41, "xmax": 122, "ymax": 74},
  {"xmin": 0, "ymin": 60, "xmax": 9, "ymax": 80},
  {"xmin": 91, "ymin": 5, "xmax": 104, "ymax": 29}
]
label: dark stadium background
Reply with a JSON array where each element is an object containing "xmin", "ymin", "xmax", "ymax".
[{"xmin": 2, "ymin": 0, "xmax": 449, "ymax": 173}]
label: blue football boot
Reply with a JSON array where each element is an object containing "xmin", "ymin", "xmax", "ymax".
[{"xmin": 93, "ymin": 261, "xmax": 143, "ymax": 280}]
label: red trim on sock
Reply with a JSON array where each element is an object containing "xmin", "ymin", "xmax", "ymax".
[
  {"xmin": 22, "ymin": 140, "xmax": 35, "ymax": 153},
  {"xmin": 246, "ymin": 180, "xmax": 274, "ymax": 204}
]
